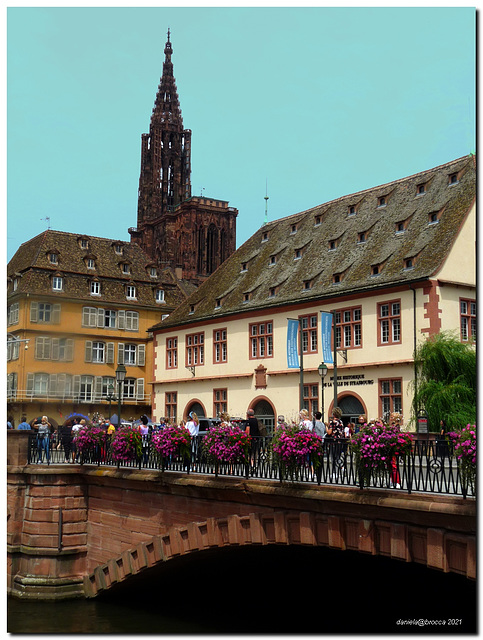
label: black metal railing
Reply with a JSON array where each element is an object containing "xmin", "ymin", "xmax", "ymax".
[{"xmin": 26, "ymin": 434, "xmax": 475, "ymax": 498}]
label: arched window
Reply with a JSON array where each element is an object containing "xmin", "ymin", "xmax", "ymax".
[{"xmin": 197, "ymin": 226, "xmax": 204, "ymax": 274}]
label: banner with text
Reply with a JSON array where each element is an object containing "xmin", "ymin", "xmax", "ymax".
[
  {"xmin": 321, "ymin": 312, "xmax": 334, "ymax": 364},
  {"xmin": 287, "ymin": 319, "xmax": 299, "ymax": 369}
]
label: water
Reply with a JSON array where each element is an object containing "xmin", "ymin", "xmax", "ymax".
[{"xmin": 8, "ymin": 545, "xmax": 477, "ymax": 634}]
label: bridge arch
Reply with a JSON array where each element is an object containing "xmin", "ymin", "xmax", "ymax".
[{"xmin": 84, "ymin": 509, "xmax": 475, "ymax": 598}]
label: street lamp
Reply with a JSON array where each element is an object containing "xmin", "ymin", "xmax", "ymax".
[
  {"xmin": 106, "ymin": 383, "xmax": 115, "ymax": 423},
  {"xmin": 318, "ymin": 362, "xmax": 328, "ymax": 423},
  {"xmin": 115, "ymin": 364, "xmax": 126, "ymax": 428}
]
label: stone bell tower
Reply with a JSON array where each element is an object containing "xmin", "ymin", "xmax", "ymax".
[{"xmin": 130, "ymin": 30, "xmax": 237, "ymax": 286}]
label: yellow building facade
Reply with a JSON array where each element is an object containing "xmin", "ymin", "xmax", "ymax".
[{"xmin": 7, "ymin": 231, "xmax": 191, "ymax": 428}]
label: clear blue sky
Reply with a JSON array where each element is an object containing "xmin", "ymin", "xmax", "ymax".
[{"xmin": 7, "ymin": 6, "xmax": 476, "ymax": 262}]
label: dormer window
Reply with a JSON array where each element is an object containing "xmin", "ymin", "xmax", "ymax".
[
  {"xmin": 303, "ymin": 280, "xmax": 312, "ymax": 291},
  {"xmin": 243, "ymin": 293, "xmax": 251, "ymax": 303},
  {"xmin": 314, "ymin": 215, "xmax": 321, "ymax": 226},
  {"xmin": 404, "ymin": 258, "xmax": 415, "ymax": 270},
  {"xmin": 428, "ymin": 211, "xmax": 440, "ymax": 225},
  {"xmin": 52, "ymin": 276, "xmax": 63, "ymax": 292},
  {"xmin": 150, "ymin": 267, "xmax": 157, "ymax": 278},
  {"xmin": 121, "ymin": 264, "xmax": 130, "ymax": 275},
  {"xmin": 126, "ymin": 285, "xmax": 137, "ymax": 299},
  {"xmin": 189, "ymin": 304, "xmax": 195, "ymax": 314},
  {"xmin": 329, "ymin": 240, "xmax": 337, "ymax": 251},
  {"xmin": 269, "ymin": 255, "xmax": 277, "ymax": 266},
  {"xmin": 290, "ymin": 224, "xmax": 298, "ymax": 235},
  {"xmin": 448, "ymin": 172, "xmax": 459, "ymax": 185},
  {"xmin": 294, "ymin": 249, "xmax": 302, "ymax": 260},
  {"xmin": 333, "ymin": 273, "xmax": 342, "ymax": 284},
  {"xmin": 86, "ymin": 258, "xmax": 96, "ymax": 270},
  {"xmin": 90, "ymin": 281, "xmax": 101, "ymax": 296},
  {"xmin": 215, "ymin": 298, "xmax": 222, "ymax": 309},
  {"xmin": 261, "ymin": 231, "xmax": 269, "ymax": 243},
  {"xmin": 49, "ymin": 253, "xmax": 58, "ymax": 265},
  {"xmin": 155, "ymin": 289, "xmax": 165, "ymax": 303},
  {"xmin": 416, "ymin": 184, "xmax": 426, "ymax": 196},
  {"xmin": 13, "ymin": 278, "xmax": 18, "ymax": 292},
  {"xmin": 348, "ymin": 205, "xmax": 357, "ymax": 216},
  {"xmin": 357, "ymin": 232, "xmax": 366, "ymax": 244},
  {"xmin": 395, "ymin": 222, "xmax": 405, "ymax": 234},
  {"xmin": 241, "ymin": 262, "xmax": 248, "ymax": 272},
  {"xmin": 114, "ymin": 244, "xmax": 124, "ymax": 255},
  {"xmin": 371, "ymin": 265, "xmax": 380, "ymax": 276},
  {"xmin": 79, "ymin": 238, "xmax": 89, "ymax": 250},
  {"xmin": 377, "ymin": 196, "xmax": 387, "ymax": 208},
  {"xmin": 269, "ymin": 287, "xmax": 276, "ymax": 298}
]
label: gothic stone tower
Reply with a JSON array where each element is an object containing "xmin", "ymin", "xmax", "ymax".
[{"xmin": 129, "ymin": 31, "xmax": 237, "ymax": 286}]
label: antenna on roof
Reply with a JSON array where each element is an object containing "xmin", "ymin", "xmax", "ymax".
[
  {"xmin": 41, "ymin": 217, "xmax": 51, "ymax": 230},
  {"xmin": 263, "ymin": 179, "xmax": 269, "ymax": 225}
]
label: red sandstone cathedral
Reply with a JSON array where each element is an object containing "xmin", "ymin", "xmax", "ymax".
[{"xmin": 129, "ymin": 30, "xmax": 237, "ymax": 286}]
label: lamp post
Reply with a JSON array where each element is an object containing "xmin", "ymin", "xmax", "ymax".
[
  {"xmin": 115, "ymin": 364, "xmax": 126, "ymax": 428},
  {"xmin": 106, "ymin": 383, "xmax": 115, "ymax": 423},
  {"xmin": 318, "ymin": 362, "xmax": 328, "ymax": 423}
]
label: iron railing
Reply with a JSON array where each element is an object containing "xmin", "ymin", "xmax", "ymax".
[{"xmin": 26, "ymin": 434, "xmax": 475, "ymax": 498}]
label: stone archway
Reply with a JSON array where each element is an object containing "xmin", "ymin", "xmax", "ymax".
[
  {"xmin": 84, "ymin": 510, "xmax": 476, "ymax": 598},
  {"xmin": 185, "ymin": 400, "xmax": 206, "ymax": 421},
  {"xmin": 250, "ymin": 397, "xmax": 275, "ymax": 436},
  {"xmin": 328, "ymin": 393, "xmax": 367, "ymax": 426}
]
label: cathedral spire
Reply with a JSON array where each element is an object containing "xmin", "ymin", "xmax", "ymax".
[{"xmin": 152, "ymin": 28, "xmax": 182, "ymax": 127}]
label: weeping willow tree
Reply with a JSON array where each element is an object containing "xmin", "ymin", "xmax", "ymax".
[{"xmin": 413, "ymin": 332, "xmax": 476, "ymax": 431}]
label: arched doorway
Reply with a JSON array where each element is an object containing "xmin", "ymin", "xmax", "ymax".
[
  {"xmin": 185, "ymin": 401, "xmax": 206, "ymax": 421},
  {"xmin": 337, "ymin": 394, "xmax": 366, "ymax": 426},
  {"xmin": 251, "ymin": 399, "xmax": 275, "ymax": 436}
]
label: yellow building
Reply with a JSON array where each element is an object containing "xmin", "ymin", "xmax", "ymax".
[
  {"xmin": 7, "ymin": 230, "xmax": 193, "ymax": 428},
  {"xmin": 149, "ymin": 156, "xmax": 476, "ymax": 432}
]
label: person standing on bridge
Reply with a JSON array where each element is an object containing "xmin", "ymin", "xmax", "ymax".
[{"xmin": 36, "ymin": 416, "xmax": 51, "ymax": 464}]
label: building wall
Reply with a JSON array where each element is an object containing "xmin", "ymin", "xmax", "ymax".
[
  {"xmin": 152, "ymin": 283, "xmax": 443, "ymax": 426},
  {"xmin": 7, "ymin": 294, "xmax": 163, "ymax": 426}
]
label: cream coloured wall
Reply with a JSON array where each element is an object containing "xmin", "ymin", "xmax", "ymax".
[
  {"xmin": 152, "ymin": 285, "xmax": 435, "ymax": 426},
  {"xmin": 436, "ymin": 203, "xmax": 476, "ymax": 286}
]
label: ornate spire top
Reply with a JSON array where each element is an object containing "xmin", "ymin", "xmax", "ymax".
[{"xmin": 164, "ymin": 27, "xmax": 172, "ymax": 59}]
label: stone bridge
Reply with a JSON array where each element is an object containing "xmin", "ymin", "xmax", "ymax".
[{"xmin": 7, "ymin": 432, "xmax": 476, "ymax": 600}]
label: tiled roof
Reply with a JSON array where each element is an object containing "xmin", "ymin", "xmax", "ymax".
[
  {"xmin": 7, "ymin": 230, "xmax": 190, "ymax": 310},
  {"xmin": 153, "ymin": 156, "xmax": 476, "ymax": 331}
]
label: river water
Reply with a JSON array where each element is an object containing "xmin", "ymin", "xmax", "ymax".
[{"xmin": 7, "ymin": 545, "xmax": 477, "ymax": 635}]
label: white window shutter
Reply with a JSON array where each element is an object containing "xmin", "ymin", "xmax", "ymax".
[
  {"xmin": 30, "ymin": 302, "xmax": 38, "ymax": 323},
  {"xmin": 118, "ymin": 310, "xmax": 126, "ymax": 330},
  {"xmin": 26, "ymin": 373, "xmax": 34, "ymax": 397},
  {"xmin": 97, "ymin": 308, "xmax": 104, "ymax": 328},
  {"xmin": 73, "ymin": 375, "xmax": 81, "ymax": 400},
  {"xmin": 66, "ymin": 339, "xmax": 74, "ymax": 361},
  {"xmin": 52, "ymin": 304, "xmax": 61, "ymax": 323},
  {"xmin": 85, "ymin": 340, "xmax": 93, "ymax": 362},
  {"xmin": 136, "ymin": 378, "xmax": 145, "ymax": 401},
  {"xmin": 94, "ymin": 376, "xmax": 103, "ymax": 401},
  {"xmin": 118, "ymin": 343, "xmax": 125, "ymax": 364},
  {"xmin": 138, "ymin": 344, "xmax": 146, "ymax": 366},
  {"xmin": 106, "ymin": 342, "xmax": 115, "ymax": 364},
  {"xmin": 51, "ymin": 338, "xmax": 59, "ymax": 361}
]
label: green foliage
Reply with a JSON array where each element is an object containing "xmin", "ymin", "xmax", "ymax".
[{"xmin": 414, "ymin": 332, "xmax": 476, "ymax": 431}]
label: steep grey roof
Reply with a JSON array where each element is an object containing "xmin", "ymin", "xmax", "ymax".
[
  {"xmin": 7, "ymin": 230, "xmax": 190, "ymax": 310},
  {"xmin": 152, "ymin": 155, "xmax": 476, "ymax": 331}
]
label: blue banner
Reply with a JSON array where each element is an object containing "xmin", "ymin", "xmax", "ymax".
[
  {"xmin": 321, "ymin": 312, "xmax": 334, "ymax": 364},
  {"xmin": 287, "ymin": 319, "xmax": 299, "ymax": 369}
]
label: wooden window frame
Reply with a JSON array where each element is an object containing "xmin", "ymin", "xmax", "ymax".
[
  {"xmin": 213, "ymin": 388, "xmax": 227, "ymax": 416},
  {"xmin": 379, "ymin": 378, "xmax": 403, "ymax": 420},
  {"xmin": 213, "ymin": 328, "xmax": 227, "ymax": 364},
  {"xmin": 377, "ymin": 300, "xmax": 401, "ymax": 346},
  {"xmin": 186, "ymin": 332, "xmax": 205, "ymax": 367},
  {"xmin": 249, "ymin": 321, "xmax": 273, "ymax": 360},
  {"xmin": 299, "ymin": 313, "xmax": 318, "ymax": 354},
  {"xmin": 166, "ymin": 337, "xmax": 178, "ymax": 369},
  {"xmin": 460, "ymin": 298, "xmax": 476, "ymax": 342},
  {"xmin": 165, "ymin": 391, "xmax": 177, "ymax": 422},
  {"xmin": 335, "ymin": 306, "xmax": 362, "ymax": 350}
]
